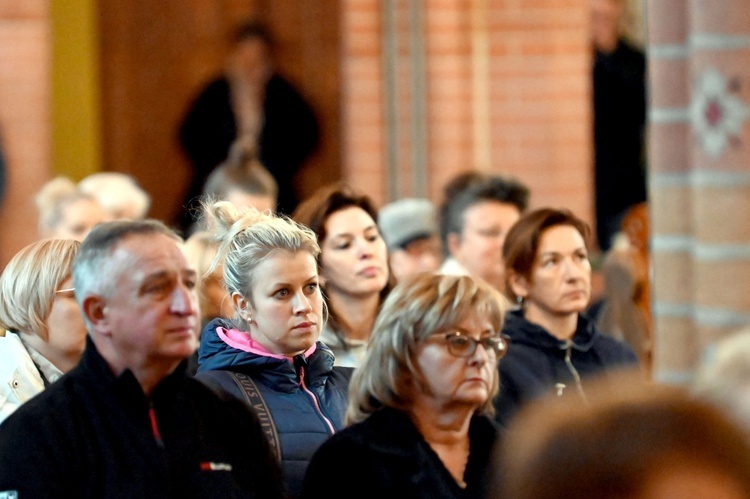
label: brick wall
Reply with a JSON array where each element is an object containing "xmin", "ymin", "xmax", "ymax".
[{"xmin": 341, "ymin": 0, "xmax": 593, "ymax": 222}]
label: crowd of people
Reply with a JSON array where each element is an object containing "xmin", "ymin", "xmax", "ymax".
[{"xmin": 1, "ymin": 6, "xmax": 748, "ymax": 499}]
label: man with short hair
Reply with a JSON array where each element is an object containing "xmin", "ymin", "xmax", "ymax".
[
  {"xmin": 0, "ymin": 220, "xmax": 283, "ymax": 499},
  {"xmin": 438, "ymin": 172, "xmax": 530, "ymax": 293}
]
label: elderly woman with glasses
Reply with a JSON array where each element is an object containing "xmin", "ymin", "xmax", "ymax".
[
  {"xmin": 302, "ymin": 273, "xmax": 507, "ymax": 499},
  {"xmin": 0, "ymin": 239, "xmax": 85, "ymax": 424}
]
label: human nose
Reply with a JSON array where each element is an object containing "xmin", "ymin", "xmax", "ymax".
[
  {"xmin": 468, "ymin": 338, "xmax": 491, "ymax": 365},
  {"xmin": 170, "ymin": 284, "xmax": 196, "ymax": 316},
  {"xmin": 357, "ymin": 237, "xmax": 374, "ymax": 259},
  {"xmin": 293, "ymin": 290, "xmax": 313, "ymax": 315}
]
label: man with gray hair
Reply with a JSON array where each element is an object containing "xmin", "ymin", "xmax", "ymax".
[{"xmin": 0, "ymin": 220, "xmax": 283, "ymax": 498}]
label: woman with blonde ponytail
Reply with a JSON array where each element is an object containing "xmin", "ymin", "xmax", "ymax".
[{"xmin": 195, "ymin": 201, "xmax": 351, "ymax": 498}]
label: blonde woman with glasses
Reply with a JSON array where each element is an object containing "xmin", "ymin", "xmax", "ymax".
[
  {"xmin": 302, "ymin": 273, "xmax": 507, "ymax": 499},
  {"xmin": 0, "ymin": 239, "xmax": 85, "ymax": 423}
]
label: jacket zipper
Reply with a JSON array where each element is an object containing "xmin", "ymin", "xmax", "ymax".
[
  {"xmin": 299, "ymin": 365, "xmax": 336, "ymax": 434},
  {"xmin": 562, "ymin": 341, "xmax": 588, "ymax": 404}
]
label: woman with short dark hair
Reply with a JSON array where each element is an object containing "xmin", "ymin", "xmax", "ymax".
[{"xmin": 495, "ymin": 207, "xmax": 638, "ymax": 425}]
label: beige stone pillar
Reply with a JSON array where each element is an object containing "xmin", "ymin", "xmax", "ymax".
[{"xmin": 648, "ymin": 0, "xmax": 750, "ymax": 381}]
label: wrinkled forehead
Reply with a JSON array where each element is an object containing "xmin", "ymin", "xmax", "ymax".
[{"xmin": 109, "ymin": 233, "xmax": 190, "ymax": 279}]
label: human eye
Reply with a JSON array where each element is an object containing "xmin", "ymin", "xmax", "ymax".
[
  {"xmin": 365, "ymin": 230, "xmax": 381, "ymax": 242},
  {"xmin": 447, "ymin": 333, "xmax": 473, "ymax": 355},
  {"xmin": 575, "ymin": 250, "xmax": 589, "ymax": 261},
  {"xmin": 274, "ymin": 288, "xmax": 290, "ymax": 299},
  {"xmin": 184, "ymin": 277, "xmax": 197, "ymax": 290},
  {"xmin": 334, "ymin": 240, "xmax": 351, "ymax": 250},
  {"xmin": 144, "ymin": 280, "xmax": 170, "ymax": 296},
  {"xmin": 305, "ymin": 282, "xmax": 319, "ymax": 294},
  {"xmin": 481, "ymin": 336, "xmax": 504, "ymax": 356},
  {"xmin": 541, "ymin": 255, "xmax": 558, "ymax": 267}
]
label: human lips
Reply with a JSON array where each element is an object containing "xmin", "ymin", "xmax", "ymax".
[
  {"xmin": 358, "ymin": 265, "xmax": 383, "ymax": 277},
  {"xmin": 292, "ymin": 321, "xmax": 317, "ymax": 332}
]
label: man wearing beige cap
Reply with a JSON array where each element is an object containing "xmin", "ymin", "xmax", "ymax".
[{"xmin": 378, "ymin": 198, "xmax": 443, "ymax": 282}]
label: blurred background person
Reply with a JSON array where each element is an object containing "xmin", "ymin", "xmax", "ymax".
[
  {"xmin": 496, "ymin": 207, "xmax": 638, "ymax": 426},
  {"xmin": 78, "ymin": 172, "xmax": 151, "ymax": 221},
  {"xmin": 182, "ymin": 230, "xmax": 234, "ymax": 328},
  {"xmin": 197, "ymin": 141, "xmax": 278, "ymax": 220},
  {"xmin": 294, "ymin": 184, "xmax": 391, "ymax": 367},
  {"xmin": 439, "ymin": 171, "xmax": 530, "ymax": 293},
  {"xmin": 693, "ymin": 328, "xmax": 750, "ymax": 437},
  {"xmin": 35, "ymin": 177, "xmax": 109, "ymax": 241},
  {"xmin": 303, "ymin": 273, "xmax": 508, "ymax": 499},
  {"xmin": 591, "ymin": 0, "xmax": 647, "ymax": 251},
  {"xmin": 196, "ymin": 202, "xmax": 351, "ymax": 498},
  {"xmin": 182, "ymin": 230, "xmax": 234, "ymax": 375},
  {"xmin": 179, "ymin": 19, "xmax": 319, "ymax": 226},
  {"xmin": 378, "ymin": 198, "xmax": 442, "ymax": 282},
  {"xmin": 0, "ymin": 238, "xmax": 84, "ymax": 423},
  {"xmin": 498, "ymin": 375, "xmax": 750, "ymax": 499}
]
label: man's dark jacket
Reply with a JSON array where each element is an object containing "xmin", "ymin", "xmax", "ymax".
[{"xmin": 0, "ymin": 337, "xmax": 284, "ymax": 499}]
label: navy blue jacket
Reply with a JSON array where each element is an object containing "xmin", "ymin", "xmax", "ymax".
[
  {"xmin": 196, "ymin": 319, "xmax": 351, "ymax": 498},
  {"xmin": 495, "ymin": 310, "xmax": 639, "ymax": 426}
]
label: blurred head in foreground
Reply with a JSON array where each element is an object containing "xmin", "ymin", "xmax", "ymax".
[{"xmin": 498, "ymin": 373, "xmax": 750, "ymax": 499}]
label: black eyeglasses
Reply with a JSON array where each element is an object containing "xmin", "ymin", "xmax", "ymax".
[{"xmin": 436, "ymin": 331, "xmax": 509, "ymax": 359}]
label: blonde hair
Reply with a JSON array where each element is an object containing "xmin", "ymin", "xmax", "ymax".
[
  {"xmin": 204, "ymin": 201, "xmax": 319, "ymax": 321},
  {"xmin": 346, "ymin": 273, "xmax": 505, "ymax": 424},
  {"xmin": 183, "ymin": 230, "xmax": 224, "ymax": 319},
  {"xmin": 0, "ymin": 238, "xmax": 80, "ymax": 340},
  {"xmin": 35, "ymin": 177, "xmax": 98, "ymax": 234},
  {"xmin": 78, "ymin": 172, "xmax": 151, "ymax": 220}
]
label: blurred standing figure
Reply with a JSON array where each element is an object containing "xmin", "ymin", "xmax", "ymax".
[
  {"xmin": 378, "ymin": 198, "xmax": 442, "ymax": 282},
  {"xmin": 496, "ymin": 208, "xmax": 638, "ymax": 426},
  {"xmin": 179, "ymin": 20, "xmax": 319, "ymax": 225},
  {"xmin": 294, "ymin": 184, "xmax": 391, "ymax": 367},
  {"xmin": 303, "ymin": 273, "xmax": 507, "ymax": 499},
  {"xmin": 0, "ymin": 239, "xmax": 84, "ymax": 424},
  {"xmin": 0, "ymin": 220, "xmax": 283, "ymax": 498},
  {"xmin": 35, "ymin": 177, "xmax": 109, "ymax": 241},
  {"xmin": 439, "ymin": 172, "xmax": 530, "ymax": 293},
  {"xmin": 591, "ymin": 0, "xmax": 647, "ymax": 251}
]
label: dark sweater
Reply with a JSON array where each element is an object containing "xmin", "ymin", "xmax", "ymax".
[{"xmin": 302, "ymin": 407, "xmax": 499, "ymax": 499}]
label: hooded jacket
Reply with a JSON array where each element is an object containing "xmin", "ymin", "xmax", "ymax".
[
  {"xmin": 196, "ymin": 318, "xmax": 352, "ymax": 498},
  {"xmin": 494, "ymin": 309, "xmax": 638, "ymax": 426}
]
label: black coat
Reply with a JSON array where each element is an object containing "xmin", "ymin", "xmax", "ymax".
[
  {"xmin": 495, "ymin": 309, "xmax": 639, "ymax": 426},
  {"xmin": 302, "ymin": 407, "xmax": 499, "ymax": 499},
  {"xmin": 178, "ymin": 74, "xmax": 319, "ymax": 220},
  {"xmin": 0, "ymin": 337, "xmax": 283, "ymax": 499}
]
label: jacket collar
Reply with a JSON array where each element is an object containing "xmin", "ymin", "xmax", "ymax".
[{"xmin": 503, "ymin": 309, "xmax": 599, "ymax": 352}]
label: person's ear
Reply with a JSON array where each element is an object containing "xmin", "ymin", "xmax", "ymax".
[
  {"xmin": 82, "ymin": 295, "xmax": 109, "ymax": 337},
  {"xmin": 232, "ymin": 292, "xmax": 254, "ymax": 324},
  {"xmin": 508, "ymin": 271, "xmax": 530, "ymax": 302},
  {"xmin": 446, "ymin": 232, "xmax": 462, "ymax": 258}
]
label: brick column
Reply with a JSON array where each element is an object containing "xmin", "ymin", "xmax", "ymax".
[{"xmin": 648, "ymin": 0, "xmax": 750, "ymax": 381}]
